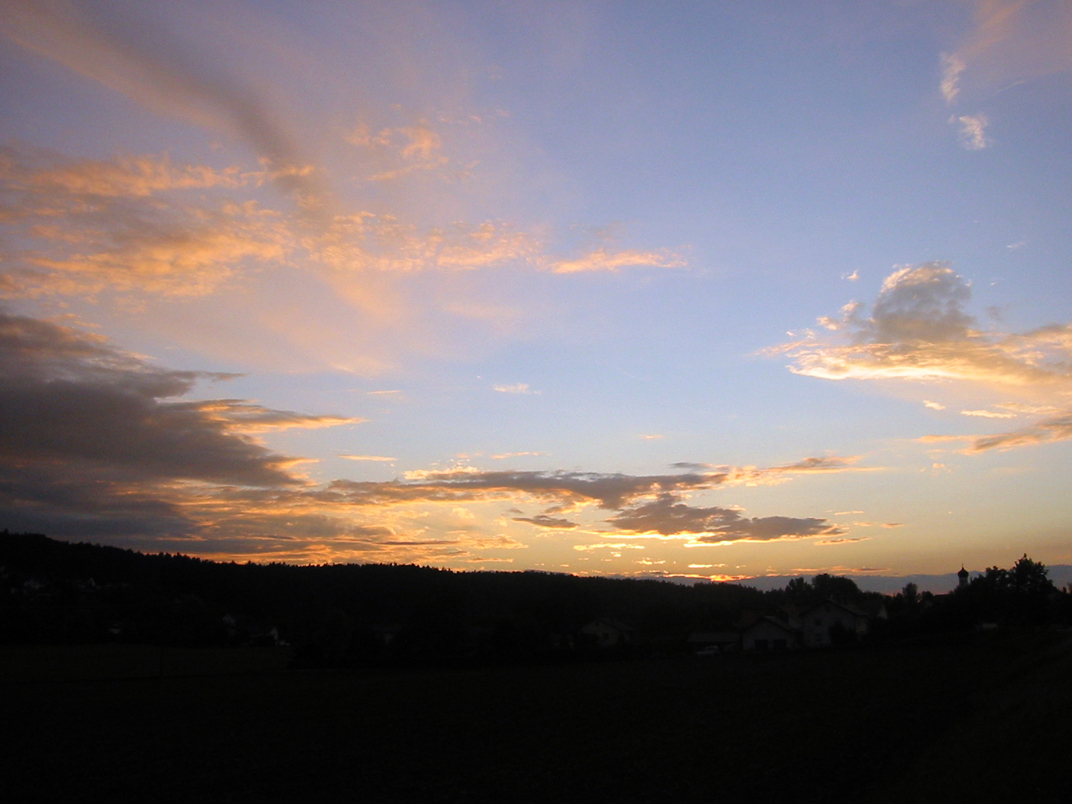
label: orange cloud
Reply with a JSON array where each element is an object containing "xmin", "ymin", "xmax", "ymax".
[
  {"xmin": 774, "ymin": 263, "xmax": 1072, "ymax": 454},
  {"xmin": 968, "ymin": 410, "xmax": 1072, "ymax": 452},
  {"xmin": 551, "ymin": 247, "xmax": 686, "ymax": 274},
  {"xmin": 1, "ymin": 147, "xmax": 294, "ymax": 299},
  {"xmin": 772, "ymin": 264, "xmax": 1072, "ymax": 386}
]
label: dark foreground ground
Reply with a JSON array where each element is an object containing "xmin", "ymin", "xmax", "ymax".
[{"xmin": 4, "ymin": 631, "xmax": 1071, "ymax": 803}]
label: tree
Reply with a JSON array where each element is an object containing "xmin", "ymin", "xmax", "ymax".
[
  {"xmin": 812, "ymin": 574, "xmax": 861, "ymax": 604},
  {"xmin": 1009, "ymin": 554, "xmax": 1054, "ymax": 597},
  {"xmin": 902, "ymin": 582, "xmax": 918, "ymax": 605},
  {"xmin": 965, "ymin": 555, "xmax": 1056, "ymax": 625},
  {"xmin": 784, "ymin": 577, "xmax": 812, "ymax": 604}
]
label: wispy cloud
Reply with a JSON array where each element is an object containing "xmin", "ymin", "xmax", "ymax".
[
  {"xmin": 916, "ymin": 434, "xmax": 974, "ymax": 444},
  {"xmin": 339, "ymin": 454, "xmax": 396, "ymax": 462},
  {"xmin": 672, "ymin": 456, "xmax": 866, "ymax": 485},
  {"xmin": 968, "ymin": 410, "xmax": 1072, "ymax": 452},
  {"xmin": 0, "ymin": 132, "xmax": 683, "ymax": 377},
  {"xmin": 493, "ymin": 383, "xmax": 538, "ymax": 395},
  {"xmin": 950, "ymin": 0, "xmax": 1072, "ymax": 87},
  {"xmin": 17, "ymin": 151, "xmax": 248, "ymax": 196},
  {"xmin": 730, "ymin": 456, "xmax": 865, "ymax": 481},
  {"xmin": 0, "ymin": 146, "xmax": 295, "ymax": 299},
  {"xmin": 550, "ymin": 247, "xmax": 686, "ymax": 274},
  {"xmin": 940, "ymin": 52, "xmax": 966, "ymax": 104},
  {"xmin": 0, "ymin": 1, "xmax": 318, "ymax": 199},
  {"xmin": 957, "ymin": 113, "xmax": 991, "ymax": 150},
  {"xmin": 512, "ymin": 514, "xmax": 577, "ymax": 529},
  {"xmin": 309, "ymin": 214, "xmax": 545, "ymax": 275},
  {"xmin": 573, "ymin": 543, "xmax": 644, "ymax": 552},
  {"xmin": 960, "ymin": 408, "xmax": 1015, "ymax": 419},
  {"xmin": 816, "ymin": 536, "xmax": 871, "ymax": 546},
  {"xmin": 346, "ymin": 121, "xmax": 451, "ymax": 182},
  {"xmin": 938, "ymin": 1, "xmax": 1072, "ymax": 146}
]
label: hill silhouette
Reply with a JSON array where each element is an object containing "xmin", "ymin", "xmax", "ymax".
[{"xmin": 3, "ymin": 531, "xmax": 1068, "ymax": 667}]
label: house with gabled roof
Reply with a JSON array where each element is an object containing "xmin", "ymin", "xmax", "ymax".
[
  {"xmin": 800, "ymin": 599, "xmax": 869, "ymax": 647},
  {"xmin": 740, "ymin": 615, "xmax": 801, "ymax": 651}
]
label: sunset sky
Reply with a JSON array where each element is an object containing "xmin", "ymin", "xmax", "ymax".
[{"xmin": 3, "ymin": 0, "xmax": 1072, "ymax": 583}]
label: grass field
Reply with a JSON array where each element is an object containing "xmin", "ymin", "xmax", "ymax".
[{"xmin": 4, "ymin": 632, "xmax": 1070, "ymax": 802}]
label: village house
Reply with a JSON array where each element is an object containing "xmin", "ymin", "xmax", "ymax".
[
  {"xmin": 800, "ymin": 600, "xmax": 870, "ymax": 648},
  {"xmin": 740, "ymin": 615, "xmax": 801, "ymax": 651},
  {"xmin": 580, "ymin": 617, "xmax": 635, "ymax": 648}
]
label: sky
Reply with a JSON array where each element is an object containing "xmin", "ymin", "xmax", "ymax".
[{"xmin": 2, "ymin": 0, "xmax": 1072, "ymax": 585}]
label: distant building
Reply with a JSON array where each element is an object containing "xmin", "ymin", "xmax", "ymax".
[
  {"xmin": 800, "ymin": 600, "xmax": 869, "ymax": 648},
  {"xmin": 741, "ymin": 615, "xmax": 801, "ymax": 651},
  {"xmin": 958, "ymin": 566, "xmax": 970, "ymax": 587},
  {"xmin": 580, "ymin": 617, "xmax": 635, "ymax": 648}
]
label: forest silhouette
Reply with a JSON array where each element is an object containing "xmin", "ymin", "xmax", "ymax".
[{"xmin": 2, "ymin": 531, "xmax": 1068, "ymax": 664}]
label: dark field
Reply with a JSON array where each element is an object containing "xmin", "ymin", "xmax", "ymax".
[{"xmin": 5, "ymin": 633, "xmax": 1071, "ymax": 803}]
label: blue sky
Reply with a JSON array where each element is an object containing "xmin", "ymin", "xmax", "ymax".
[{"xmin": 2, "ymin": 0, "xmax": 1072, "ymax": 583}]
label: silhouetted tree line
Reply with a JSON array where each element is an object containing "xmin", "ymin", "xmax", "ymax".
[
  {"xmin": 880, "ymin": 554, "xmax": 1070, "ymax": 637},
  {"xmin": 0, "ymin": 531, "xmax": 766, "ymax": 663},
  {"xmin": 2, "ymin": 532, "xmax": 1068, "ymax": 666}
]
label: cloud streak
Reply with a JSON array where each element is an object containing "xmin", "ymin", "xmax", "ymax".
[
  {"xmin": 607, "ymin": 494, "xmax": 844, "ymax": 542},
  {"xmin": 337, "ymin": 466, "xmax": 732, "ymax": 511},
  {"xmin": 493, "ymin": 383, "xmax": 537, "ymax": 395},
  {"xmin": 968, "ymin": 410, "xmax": 1072, "ymax": 452},
  {"xmin": 551, "ymin": 247, "xmax": 686, "ymax": 274},
  {"xmin": 0, "ymin": 0, "xmax": 317, "ymax": 198},
  {"xmin": 512, "ymin": 514, "xmax": 578, "ymax": 529}
]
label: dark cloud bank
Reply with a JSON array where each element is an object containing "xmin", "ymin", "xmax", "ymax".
[
  {"xmin": 0, "ymin": 310, "xmax": 303, "ymax": 538},
  {"xmin": 0, "ymin": 311, "xmax": 846, "ymax": 559}
]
